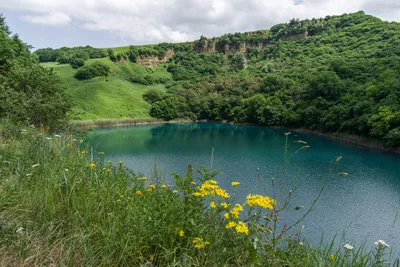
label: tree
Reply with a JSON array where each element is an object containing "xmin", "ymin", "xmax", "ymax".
[{"xmin": 0, "ymin": 15, "xmax": 72, "ymax": 129}]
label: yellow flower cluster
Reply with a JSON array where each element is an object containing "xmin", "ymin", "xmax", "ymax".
[
  {"xmin": 210, "ymin": 201, "xmax": 218, "ymax": 209},
  {"xmin": 80, "ymin": 150, "xmax": 88, "ymax": 155},
  {"xmin": 137, "ymin": 177, "xmax": 147, "ymax": 181},
  {"xmin": 221, "ymin": 203, "xmax": 230, "ymax": 209},
  {"xmin": 135, "ymin": 191, "xmax": 142, "ymax": 196},
  {"xmin": 225, "ymin": 221, "xmax": 249, "ymax": 235},
  {"xmin": 192, "ymin": 237, "xmax": 210, "ymax": 249},
  {"xmin": 179, "ymin": 230, "xmax": 184, "ymax": 237},
  {"xmin": 329, "ymin": 254, "xmax": 335, "ymax": 262},
  {"xmin": 98, "ymin": 151, "xmax": 104, "ymax": 155},
  {"xmin": 225, "ymin": 221, "xmax": 236, "ymax": 229},
  {"xmin": 193, "ymin": 180, "xmax": 230, "ymax": 199},
  {"xmin": 224, "ymin": 204, "xmax": 243, "ymax": 219},
  {"xmin": 162, "ymin": 184, "xmax": 167, "ymax": 188},
  {"xmin": 235, "ymin": 222, "xmax": 249, "ymax": 235},
  {"xmin": 231, "ymin": 181, "xmax": 240, "ymax": 187},
  {"xmin": 245, "ymin": 194, "xmax": 276, "ymax": 210},
  {"xmin": 88, "ymin": 163, "xmax": 96, "ymax": 168},
  {"xmin": 146, "ymin": 184, "xmax": 156, "ymax": 192}
]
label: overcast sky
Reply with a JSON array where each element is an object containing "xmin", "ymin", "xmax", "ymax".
[{"xmin": 1, "ymin": 0, "xmax": 399, "ymax": 49}]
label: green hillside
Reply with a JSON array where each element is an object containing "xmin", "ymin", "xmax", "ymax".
[{"xmin": 41, "ymin": 59, "xmax": 170, "ymax": 120}]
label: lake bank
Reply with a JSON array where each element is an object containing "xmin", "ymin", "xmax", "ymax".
[{"xmin": 71, "ymin": 118, "xmax": 399, "ymax": 154}]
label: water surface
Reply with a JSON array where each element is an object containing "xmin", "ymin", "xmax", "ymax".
[{"xmin": 87, "ymin": 122, "xmax": 400, "ymax": 256}]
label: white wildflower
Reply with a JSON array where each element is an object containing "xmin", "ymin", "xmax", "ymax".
[
  {"xmin": 375, "ymin": 240, "xmax": 389, "ymax": 248},
  {"xmin": 299, "ymin": 242, "xmax": 304, "ymax": 246},
  {"xmin": 32, "ymin": 164, "xmax": 40, "ymax": 168},
  {"xmin": 344, "ymin": 244, "xmax": 353, "ymax": 251},
  {"xmin": 46, "ymin": 137, "xmax": 52, "ymax": 140},
  {"xmin": 54, "ymin": 134, "xmax": 61, "ymax": 138}
]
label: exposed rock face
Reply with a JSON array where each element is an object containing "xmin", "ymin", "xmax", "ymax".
[
  {"xmin": 133, "ymin": 30, "xmax": 307, "ymax": 67},
  {"xmin": 280, "ymin": 31, "xmax": 308, "ymax": 41},
  {"xmin": 135, "ymin": 49, "xmax": 175, "ymax": 67}
]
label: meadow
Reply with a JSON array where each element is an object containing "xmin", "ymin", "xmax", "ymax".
[{"xmin": 41, "ymin": 59, "xmax": 170, "ymax": 121}]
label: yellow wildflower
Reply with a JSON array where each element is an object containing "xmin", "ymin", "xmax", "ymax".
[
  {"xmin": 191, "ymin": 181, "xmax": 197, "ymax": 185},
  {"xmin": 98, "ymin": 152, "xmax": 104, "ymax": 155},
  {"xmin": 120, "ymin": 195, "xmax": 124, "ymax": 199},
  {"xmin": 329, "ymin": 254, "xmax": 335, "ymax": 262},
  {"xmin": 162, "ymin": 184, "xmax": 167, "ymax": 188},
  {"xmin": 245, "ymin": 194, "xmax": 276, "ymax": 210},
  {"xmin": 229, "ymin": 204, "xmax": 243, "ymax": 219},
  {"xmin": 193, "ymin": 191, "xmax": 206, "ymax": 197},
  {"xmin": 192, "ymin": 237, "xmax": 210, "ymax": 249},
  {"xmin": 88, "ymin": 163, "xmax": 96, "ymax": 168},
  {"xmin": 183, "ymin": 189, "xmax": 188, "ymax": 193},
  {"xmin": 221, "ymin": 203, "xmax": 230, "ymax": 209},
  {"xmin": 106, "ymin": 168, "xmax": 111, "ymax": 173},
  {"xmin": 179, "ymin": 230, "xmax": 184, "ymax": 237},
  {"xmin": 231, "ymin": 181, "xmax": 240, "ymax": 187},
  {"xmin": 235, "ymin": 222, "xmax": 249, "ymax": 235},
  {"xmin": 136, "ymin": 191, "xmax": 142, "ymax": 196},
  {"xmin": 224, "ymin": 213, "xmax": 230, "ymax": 219},
  {"xmin": 225, "ymin": 221, "xmax": 236, "ymax": 229},
  {"xmin": 146, "ymin": 184, "xmax": 156, "ymax": 192},
  {"xmin": 210, "ymin": 202, "xmax": 218, "ymax": 209},
  {"xmin": 173, "ymin": 190, "xmax": 178, "ymax": 193},
  {"xmin": 138, "ymin": 177, "xmax": 147, "ymax": 181}
]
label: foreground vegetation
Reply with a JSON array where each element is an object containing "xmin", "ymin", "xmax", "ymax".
[{"xmin": 0, "ymin": 126, "xmax": 393, "ymax": 266}]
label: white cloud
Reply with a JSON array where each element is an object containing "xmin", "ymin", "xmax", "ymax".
[
  {"xmin": 1, "ymin": 0, "xmax": 399, "ymax": 44},
  {"xmin": 22, "ymin": 12, "xmax": 71, "ymax": 26}
]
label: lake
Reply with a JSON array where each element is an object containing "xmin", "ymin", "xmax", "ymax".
[{"xmin": 86, "ymin": 122, "xmax": 400, "ymax": 256}]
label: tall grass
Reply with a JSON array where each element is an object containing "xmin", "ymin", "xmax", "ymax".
[{"xmin": 0, "ymin": 126, "xmax": 394, "ymax": 266}]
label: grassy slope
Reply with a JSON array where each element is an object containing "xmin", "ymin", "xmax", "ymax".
[{"xmin": 42, "ymin": 58, "xmax": 170, "ymax": 120}]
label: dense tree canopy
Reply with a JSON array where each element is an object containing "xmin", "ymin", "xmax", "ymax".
[{"xmin": 0, "ymin": 15, "xmax": 71, "ymax": 129}]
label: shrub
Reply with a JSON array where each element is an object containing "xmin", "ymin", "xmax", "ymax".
[
  {"xmin": 70, "ymin": 57, "xmax": 85, "ymax": 69},
  {"xmin": 74, "ymin": 61, "xmax": 110, "ymax": 80},
  {"xmin": 143, "ymin": 88, "xmax": 166, "ymax": 103}
]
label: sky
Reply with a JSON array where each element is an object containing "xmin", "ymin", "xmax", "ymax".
[{"xmin": 0, "ymin": 0, "xmax": 399, "ymax": 49}]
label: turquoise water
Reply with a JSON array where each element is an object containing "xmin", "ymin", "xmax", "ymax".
[{"xmin": 86, "ymin": 122, "xmax": 400, "ymax": 255}]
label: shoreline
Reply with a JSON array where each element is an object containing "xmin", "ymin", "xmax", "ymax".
[
  {"xmin": 71, "ymin": 119, "xmax": 193, "ymax": 129},
  {"xmin": 71, "ymin": 118, "xmax": 399, "ymax": 154}
]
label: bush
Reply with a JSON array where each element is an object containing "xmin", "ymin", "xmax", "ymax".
[
  {"xmin": 143, "ymin": 88, "xmax": 166, "ymax": 103},
  {"xmin": 70, "ymin": 57, "xmax": 85, "ymax": 69},
  {"xmin": 74, "ymin": 61, "xmax": 110, "ymax": 80}
]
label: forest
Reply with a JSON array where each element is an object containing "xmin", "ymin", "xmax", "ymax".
[{"xmin": 145, "ymin": 12, "xmax": 400, "ymax": 149}]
